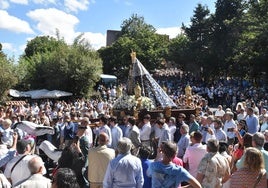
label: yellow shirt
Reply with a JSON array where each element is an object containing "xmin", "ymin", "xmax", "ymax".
[{"xmin": 88, "ymin": 145, "xmax": 115, "ymax": 183}]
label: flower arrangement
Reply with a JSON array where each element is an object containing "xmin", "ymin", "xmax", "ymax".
[{"xmin": 113, "ymin": 95, "xmax": 155, "ymax": 111}]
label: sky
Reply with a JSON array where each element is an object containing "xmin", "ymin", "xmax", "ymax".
[{"xmin": 0, "ymin": 0, "xmax": 216, "ymax": 61}]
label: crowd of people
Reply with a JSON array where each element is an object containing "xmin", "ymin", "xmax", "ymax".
[
  {"xmin": 0, "ymin": 94, "xmax": 267, "ymax": 187},
  {"xmin": 0, "ymin": 74, "xmax": 267, "ymax": 188}
]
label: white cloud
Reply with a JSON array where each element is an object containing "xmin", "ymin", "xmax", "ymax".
[
  {"xmin": 0, "ymin": 0, "xmax": 9, "ymax": 9},
  {"xmin": 27, "ymin": 8, "xmax": 79, "ymax": 43},
  {"xmin": 0, "ymin": 10, "xmax": 34, "ymax": 34},
  {"xmin": 64, "ymin": 0, "xmax": 90, "ymax": 12},
  {"xmin": 1, "ymin": 43, "xmax": 21, "ymax": 61},
  {"xmin": 19, "ymin": 43, "xmax": 27, "ymax": 52},
  {"xmin": 32, "ymin": 0, "xmax": 56, "ymax": 5},
  {"xmin": 156, "ymin": 27, "xmax": 183, "ymax": 39},
  {"xmin": 124, "ymin": 1, "xmax": 132, "ymax": 6},
  {"xmin": 10, "ymin": 0, "xmax": 28, "ymax": 5},
  {"xmin": 1, "ymin": 43, "xmax": 15, "ymax": 51},
  {"xmin": 81, "ymin": 32, "xmax": 106, "ymax": 50}
]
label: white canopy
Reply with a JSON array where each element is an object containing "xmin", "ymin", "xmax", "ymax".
[
  {"xmin": 40, "ymin": 90, "xmax": 73, "ymax": 99},
  {"xmin": 100, "ymin": 74, "xmax": 117, "ymax": 83},
  {"xmin": 14, "ymin": 121, "xmax": 54, "ymax": 136},
  {"xmin": 100, "ymin": 74, "xmax": 117, "ymax": 79},
  {"xmin": 9, "ymin": 89, "xmax": 73, "ymax": 99}
]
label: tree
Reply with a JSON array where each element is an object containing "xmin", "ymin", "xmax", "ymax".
[
  {"xmin": 167, "ymin": 35, "xmax": 191, "ymax": 70},
  {"xmin": 121, "ymin": 14, "xmax": 156, "ymax": 37},
  {"xmin": 182, "ymin": 4, "xmax": 213, "ymax": 79},
  {"xmin": 98, "ymin": 14, "xmax": 169, "ymax": 80},
  {"xmin": 210, "ymin": 0, "xmax": 246, "ymax": 77},
  {"xmin": 23, "ymin": 36, "xmax": 66, "ymax": 58},
  {"xmin": 0, "ymin": 45, "xmax": 18, "ymax": 101},
  {"xmin": 232, "ymin": 0, "xmax": 268, "ymax": 82},
  {"xmin": 18, "ymin": 35, "xmax": 102, "ymax": 97}
]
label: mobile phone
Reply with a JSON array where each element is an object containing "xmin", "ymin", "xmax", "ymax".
[
  {"xmin": 227, "ymin": 128, "xmax": 234, "ymax": 132},
  {"xmin": 202, "ymin": 127, "xmax": 209, "ymax": 131}
]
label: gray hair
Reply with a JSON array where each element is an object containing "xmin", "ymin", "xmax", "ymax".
[
  {"xmin": 252, "ymin": 132, "xmax": 265, "ymax": 147},
  {"xmin": 181, "ymin": 124, "xmax": 189, "ymax": 133},
  {"xmin": 117, "ymin": 137, "xmax": 133, "ymax": 154},
  {"xmin": 207, "ymin": 139, "xmax": 219, "ymax": 153}
]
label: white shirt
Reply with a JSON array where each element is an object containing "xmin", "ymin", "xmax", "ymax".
[
  {"xmin": 169, "ymin": 125, "xmax": 176, "ymax": 142},
  {"xmin": 152, "ymin": 124, "xmax": 162, "ymax": 138},
  {"xmin": 183, "ymin": 143, "xmax": 207, "ymax": 177},
  {"xmin": 237, "ymin": 112, "xmax": 246, "ymax": 121},
  {"xmin": 223, "ymin": 119, "xmax": 237, "ymax": 139},
  {"xmin": 4, "ymin": 154, "xmax": 35, "ymax": 186},
  {"xmin": 1, "ymin": 128, "xmax": 14, "ymax": 147},
  {"xmin": 261, "ymin": 122, "xmax": 268, "ymax": 132},
  {"xmin": 97, "ymin": 101, "xmax": 104, "ymax": 112},
  {"xmin": 215, "ymin": 109, "xmax": 225, "ymax": 117},
  {"xmin": 158, "ymin": 124, "xmax": 171, "ymax": 147},
  {"xmin": 0, "ymin": 173, "xmax": 11, "ymax": 188},
  {"xmin": 140, "ymin": 123, "xmax": 151, "ymax": 141},
  {"xmin": 84, "ymin": 126, "xmax": 93, "ymax": 147},
  {"xmin": 110, "ymin": 125, "xmax": 123, "ymax": 149}
]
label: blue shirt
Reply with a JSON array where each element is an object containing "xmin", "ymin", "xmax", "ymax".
[
  {"xmin": 118, "ymin": 124, "xmax": 131, "ymax": 137},
  {"xmin": 158, "ymin": 125, "xmax": 171, "ymax": 147},
  {"xmin": 64, "ymin": 121, "xmax": 76, "ymax": 140},
  {"xmin": 103, "ymin": 153, "xmax": 144, "ymax": 188},
  {"xmin": 141, "ymin": 159, "xmax": 152, "ymax": 188},
  {"xmin": 246, "ymin": 114, "xmax": 259, "ymax": 134},
  {"xmin": 177, "ymin": 134, "xmax": 190, "ymax": 158},
  {"xmin": 148, "ymin": 161, "xmax": 192, "ymax": 188},
  {"xmin": 0, "ymin": 150, "xmax": 16, "ymax": 168}
]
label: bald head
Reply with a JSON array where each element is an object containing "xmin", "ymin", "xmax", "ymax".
[
  {"xmin": 98, "ymin": 132, "xmax": 109, "ymax": 146},
  {"xmin": 28, "ymin": 156, "xmax": 44, "ymax": 174}
]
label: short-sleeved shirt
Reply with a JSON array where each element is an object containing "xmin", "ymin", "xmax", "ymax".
[
  {"xmin": 148, "ymin": 161, "xmax": 192, "ymax": 188},
  {"xmin": 4, "ymin": 154, "xmax": 35, "ymax": 185},
  {"xmin": 197, "ymin": 152, "xmax": 230, "ymax": 188}
]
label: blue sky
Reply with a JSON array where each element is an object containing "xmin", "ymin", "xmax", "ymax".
[{"xmin": 0, "ymin": 0, "xmax": 216, "ymax": 61}]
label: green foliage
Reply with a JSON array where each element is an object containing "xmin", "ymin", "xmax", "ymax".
[
  {"xmin": 232, "ymin": 0, "xmax": 268, "ymax": 79},
  {"xmin": 210, "ymin": 0, "xmax": 246, "ymax": 78},
  {"xmin": 0, "ymin": 47, "xmax": 18, "ymax": 101},
  {"xmin": 98, "ymin": 5, "xmax": 267, "ymax": 82},
  {"xmin": 99, "ymin": 14, "xmax": 169, "ymax": 80},
  {"xmin": 18, "ymin": 35, "xmax": 102, "ymax": 97},
  {"xmin": 167, "ymin": 35, "xmax": 191, "ymax": 70},
  {"xmin": 7, "ymin": 1, "xmax": 268, "ymax": 94},
  {"xmin": 23, "ymin": 36, "xmax": 66, "ymax": 57},
  {"xmin": 180, "ymin": 0, "xmax": 267, "ymax": 82},
  {"xmin": 182, "ymin": 4, "xmax": 213, "ymax": 78},
  {"xmin": 121, "ymin": 14, "xmax": 156, "ymax": 37}
]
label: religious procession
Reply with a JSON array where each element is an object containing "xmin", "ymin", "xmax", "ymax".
[{"xmin": 0, "ymin": 49, "xmax": 267, "ymax": 188}]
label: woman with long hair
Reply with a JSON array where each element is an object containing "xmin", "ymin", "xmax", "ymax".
[{"xmin": 230, "ymin": 147, "xmax": 266, "ymax": 188}]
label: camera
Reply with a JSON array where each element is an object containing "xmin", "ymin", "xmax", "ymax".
[{"xmin": 227, "ymin": 128, "xmax": 235, "ymax": 132}]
